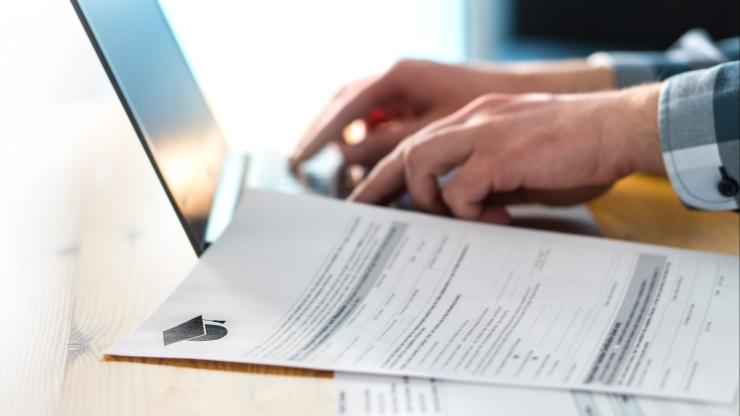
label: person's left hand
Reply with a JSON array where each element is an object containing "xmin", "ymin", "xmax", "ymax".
[{"xmin": 349, "ymin": 85, "xmax": 665, "ymax": 223}]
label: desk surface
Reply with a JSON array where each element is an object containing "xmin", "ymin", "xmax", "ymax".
[{"xmin": 2, "ymin": 100, "xmax": 738, "ymax": 416}]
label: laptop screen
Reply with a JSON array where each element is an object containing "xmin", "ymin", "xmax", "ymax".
[{"xmin": 72, "ymin": 0, "xmax": 228, "ymax": 255}]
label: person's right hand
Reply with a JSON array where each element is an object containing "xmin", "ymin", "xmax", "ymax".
[
  {"xmin": 290, "ymin": 59, "xmax": 616, "ymax": 168},
  {"xmin": 349, "ymin": 84, "xmax": 665, "ymax": 222}
]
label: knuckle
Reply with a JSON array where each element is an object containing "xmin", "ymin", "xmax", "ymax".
[
  {"xmin": 399, "ymin": 141, "xmax": 413, "ymax": 162},
  {"xmin": 386, "ymin": 58, "xmax": 426, "ymax": 79},
  {"xmin": 469, "ymin": 93, "xmax": 500, "ymax": 109},
  {"xmin": 404, "ymin": 142, "xmax": 428, "ymax": 171},
  {"xmin": 462, "ymin": 94, "xmax": 516, "ymax": 121},
  {"xmin": 387, "ymin": 59, "xmax": 411, "ymax": 76},
  {"xmin": 488, "ymin": 167, "xmax": 513, "ymax": 192},
  {"xmin": 393, "ymin": 58, "xmax": 417, "ymax": 69}
]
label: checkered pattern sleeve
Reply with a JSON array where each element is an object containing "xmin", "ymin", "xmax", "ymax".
[
  {"xmin": 588, "ymin": 29, "xmax": 737, "ymax": 88},
  {"xmin": 659, "ymin": 61, "xmax": 739, "ymax": 211}
]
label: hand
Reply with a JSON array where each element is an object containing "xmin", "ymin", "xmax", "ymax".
[
  {"xmin": 349, "ymin": 84, "xmax": 665, "ymax": 223},
  {"xmin": 290, "ymin": 59, "xmax": 616, "ymax": 167}
]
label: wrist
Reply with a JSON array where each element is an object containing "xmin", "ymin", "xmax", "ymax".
[
  {"xmin": 608, "ymin": 83, "xmax": 666, "ymax": 176},
  {"xmin": 506, "ymin": 60, "xmax": 617, "ymax": 93}
]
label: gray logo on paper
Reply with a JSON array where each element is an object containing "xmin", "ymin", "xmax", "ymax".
[{"xmin": 163, "ymin": 315, "xmax": 228, "ymax": 346}]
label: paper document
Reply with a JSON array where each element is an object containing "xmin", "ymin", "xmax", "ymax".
[
  {"xmin": 107, "ymin": 190, "xmax": 739, "ymax": 402},
  {"xmin": 334, "ymin": 373, "xmax": 739, "ymax": 416},
  {"xmin": 333, "ymin": 203, "xmax": 740, "ymax": 416}
]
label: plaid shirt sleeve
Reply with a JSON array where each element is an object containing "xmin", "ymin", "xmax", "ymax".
[
  {"xmin": 590, "ymin": 30, "xmax": 739, "ymax": 211},
  {"xmin": 659, "ymin": 61, "xmax": 739, "ymax": 211},
  {"xmin": 588, "ymin": 29, "xmax": 736, "ymax": 88}
]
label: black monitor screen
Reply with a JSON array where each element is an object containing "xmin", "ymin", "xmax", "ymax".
[{"xmin": 514, "ymin": 0, "xmax": 739, "ymax": 49}]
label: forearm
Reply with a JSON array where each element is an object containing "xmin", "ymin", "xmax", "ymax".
[
  {"xmin": 512, "ymin": 59, "xmax": 618, "ymax": 93},
  {"xmin": 471, "ymin": 59, "xmax": 618, "ymax": 94}
]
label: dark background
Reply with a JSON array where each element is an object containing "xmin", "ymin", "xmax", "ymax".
[{"xmin": 514, "ymin": 0, "xmax": 739, "ymax": 49}]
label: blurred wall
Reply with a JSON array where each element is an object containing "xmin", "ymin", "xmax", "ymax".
[
  {"xmin": 0, "ymin": 1, "xmax": 466, "ymax": 153},
  {"xmin": 159, "ymin": 0, "xmax": 466, "ymax": 152}
]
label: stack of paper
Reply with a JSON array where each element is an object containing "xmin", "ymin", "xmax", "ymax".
[{"xmin": 108, "ymin": 190, "xmax": 739, "ymax": 415}]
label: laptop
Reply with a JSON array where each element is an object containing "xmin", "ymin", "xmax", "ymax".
[
  {"xmin": 71, "ymin": 0, "xmax": 355, "ymax": 256},
  {"xmin": 71, "ymin": 0, "xmax": 604, "ymax": 258}
]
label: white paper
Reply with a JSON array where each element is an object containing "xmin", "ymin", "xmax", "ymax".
[
  {"xmin": 332, "ymin": 206, "xmax": 738, "ymax": 415},
  {"xmin": 334, "ymin": 373, "xmax": 739, "ymax": 416},
  {"xmin": 107, "ymin": 189, "xmax": 739, "ymax": 403}
]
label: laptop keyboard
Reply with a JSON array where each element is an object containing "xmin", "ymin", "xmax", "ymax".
[{"xmin": 246, "ymin": 150, "xmax": 349, "ymax": 197}]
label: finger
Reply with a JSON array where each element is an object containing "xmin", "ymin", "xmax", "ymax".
[
  {"xmin": 404, "ymin": 125, "xmax": 475, "ymax": 214},
  {"xmin": 439, "ymin": 156, "xmax": 492, "ymax": 220},
  {"xmin": 348, "ymin": 146, "xmax": 406, "ymax": 204},
  {"xmin": 291, "ymin": 75, "xmax": 390, "ymax": 166},
  {"xmin": 441, "ymin": 159, "xmax": 516, "ymax": 224},
  {"xmin": 336, "ymin": 91, "xmax": 473, "ymax": 169},
  {"xmin": 337, "ymin": 117, "xmax": 435, "ymax": 166}
]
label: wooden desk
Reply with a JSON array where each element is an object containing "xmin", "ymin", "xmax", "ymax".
[{"xmin": 2, "ymin": 100, "xmax": 738, "ymax": 416}]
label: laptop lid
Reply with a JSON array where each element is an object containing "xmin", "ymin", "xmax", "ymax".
[{"xmin": 71, "ymin": 0, "xmax": 228, "ymax": 256}]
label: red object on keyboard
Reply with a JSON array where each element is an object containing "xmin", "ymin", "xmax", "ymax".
[{"xmin": 364, "ymin": 106, "xmax": 397, "ymax": 130}]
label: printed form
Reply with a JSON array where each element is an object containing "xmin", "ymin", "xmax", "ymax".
[
  {"xmin": 335, "ymin": 373, "xmax": 739, "ymax": 416},
  {"xmin": 107, "ymin": 190, "xmax": 739, "ymax": 403},
  {"xmin": 331, "ymin": 206, "xmax": 739, "ymax": 416}
]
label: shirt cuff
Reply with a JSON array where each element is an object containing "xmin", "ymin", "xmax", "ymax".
[
  {"xmin": 588, "ymin": 51, "xmax": 662, "ymax": 88},
  {"xmin": 589, "ymin": 29, "xmax": 726, "ymax": 89},
  {"xmin": 659, "ymin": 65, "xmax": 739, "ymax": 211}
]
